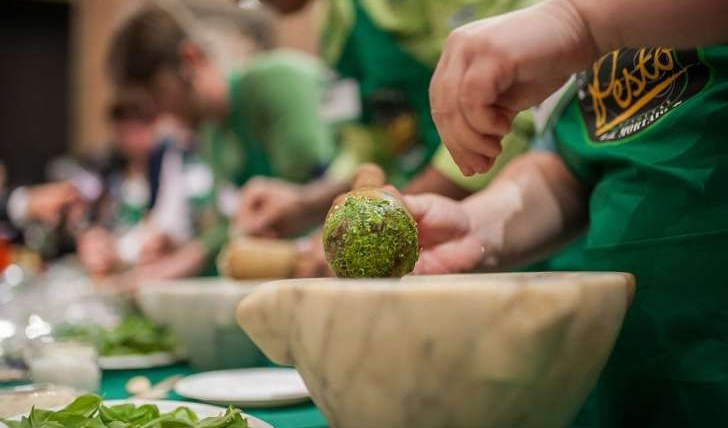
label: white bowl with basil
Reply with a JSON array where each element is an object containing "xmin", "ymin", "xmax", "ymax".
[
  {"xmin": 136, "ymin": 278, "xmax": 266, "ymax": 370},
  {"xmin": 1, "ymin": 394, "xmax": 272, "ymax": 428}
]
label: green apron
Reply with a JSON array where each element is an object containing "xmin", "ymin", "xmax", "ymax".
[
  {"xmin": 321, "ymin": 0, "xmax": 535, "ymax": 185},
  {"xmin": 554, "ymin": 45, "xmax": 728, "ymax": 427},
  {"xmin": 197, "ymin": 70, "xmax": 273, "ymax": 269},
  {"xmin": 323, "ymin": 0, "xmax": 441, "ymax": 184},
  {"xmin": 116, "ymin": 179, "xmax": 147, "ymax": 230},
  {"xmin": 201, "ymin": 69, "xmax": 273, "ymax": 190}
]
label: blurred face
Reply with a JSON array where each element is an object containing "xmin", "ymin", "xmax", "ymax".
[
  {"xmin": 146, "ymin": 67, "xmax": 204, "ymax": 126},
  {"xmin": 260, "ymin": 0, "xmax": 311, "ymax": 14},
  {"xmin": 144, "ymin": 44, "xmax": 229, "ymax": 126},
  {"xmin": 112, "ymin": 118, "xmax": 156, "ymax": 162}
]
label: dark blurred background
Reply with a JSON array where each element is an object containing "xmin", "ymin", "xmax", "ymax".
[{"xmin": 0, "ymin": 0, "xmax": 71, "ymax": 184}]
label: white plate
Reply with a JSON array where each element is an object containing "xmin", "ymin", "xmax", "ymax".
[
  {"xmin": 174, "ymin": 368, "xmax": 310, "ymax": 408},
  {"xmin": 5, "ymin": 400, "xmax": 273, "ymax": 428},
  {"xmin": 99, "ymin": 352, "xmax": 180, "ymax": 370}
]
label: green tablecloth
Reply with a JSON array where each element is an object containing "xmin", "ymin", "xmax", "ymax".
[{"xmin": 101, "ymin": 364, "xmax": 328, "ymax": 428}]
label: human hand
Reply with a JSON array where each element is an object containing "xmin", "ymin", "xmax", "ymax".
[
  {"xmin": 430, "ymin": 0, "xmax": 595, "ymax": 175},
  {"xmin": 138, "ymin": 231, "xmax": 174, "ymax": 265},
  {"xmin": 77, "ymin": 227, "xmax": 119, "ymax": 276},
  {"xmin": 404, "ymin": 194, "xmax": 486, "ymax": 274},
  {"xmin": 26, "ymin": 181, "xmax": 83, "ymax": 226},
  {"xmin": 235, "ymin": 177, "xmax": 308, "ymax": 238},
  {"xmin": 293, "ymin": 231, "xmax": 334, "ymax": 278}
]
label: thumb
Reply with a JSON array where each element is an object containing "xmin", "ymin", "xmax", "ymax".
[
  {"xmin": 402, "ymin": 194, "xmax": 433, "ymax": 223},
  {"xmin": 403, "ymin": 194, "xmax": 470, "ymax": 248}
]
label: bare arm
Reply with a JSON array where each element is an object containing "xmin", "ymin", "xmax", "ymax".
[
  {"xmin": 404, "ymin": 167, "xmax": 472, "ymax": 200},
  {"xmin": 134, "ymin": 241, "xmax": 208, "ymax": 280},
  {"xmin": 406, "ymin": 151, "xmax": 588, "ymax": 273},
  {"xmin": 236, "ymin": 177, "xmax": 348, "ymax": 238},
  {"xmin": 462, "ymin": 151, "xmax": 587, "ymax": 270},
  {"xmin": 570, "ymin": 0, "xmax": 728, "ymax": 56},
  {"xmin": 430, "ymin": 0, "xmax": 728, "ymax": 175}
]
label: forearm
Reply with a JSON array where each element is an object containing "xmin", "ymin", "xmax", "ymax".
[
  {"xmin": 462, "ymin": 151, "xmax": 588, "ymax": 270},
  {"xmin": 404, "ymin": 167, "xmax": 473, "ymax": 200},
  {"xmin": 564, "ymin": 0, "xmax": 728, "ymax": 58},
  {"xmin": 135, "ymin": 241, "xmax": 208, "ymax": 280},
  {"xmin": 299, "ymin": 178, "xmax": 350, "ymax": 223}
]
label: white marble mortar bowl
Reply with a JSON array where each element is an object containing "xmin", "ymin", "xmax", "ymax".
[{"xmin": 236, "ymin": 272, "xmax": 634, "ymax": 428}]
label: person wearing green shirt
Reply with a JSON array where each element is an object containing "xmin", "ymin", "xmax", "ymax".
[
  {"xmin": 105, "ymin": 0, "xmax": 334, "ymax": 281},
  {"xmin": 234, "ymin": 0, "xmax": 535, "ymax": 241},
  {"xmin": 409, "ymin": 0, "xmax": 728, "ymax": 426}
]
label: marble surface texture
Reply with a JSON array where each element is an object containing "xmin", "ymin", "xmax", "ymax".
[{"xmin": 236, "ymin": 272, "xmax": 634, "ymax": 428}]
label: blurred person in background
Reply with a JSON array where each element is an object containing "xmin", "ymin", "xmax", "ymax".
[
  {"xmin": 76, "ymin": 94, "xmax": 169, "ymax": 276},
  {"xmin": 0, "ymin": 180, "xmax": 81, "ymax": 238},
  {"xmin": 77, "ymin": 90, "xmax": 227, "ymax": 281},
  {"xmin": 104, "ymin": 0, "xmax": 335, "ymax": 283},
  {"xmin": 0, "ymin": 158, "xmax": 88, "ymax": 261},
  {"xmin": 234, "ymin": 0, "xmax": 536, "ymax": 242}
]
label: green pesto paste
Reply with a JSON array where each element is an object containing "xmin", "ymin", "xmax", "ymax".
[{"xmin": 322, "ymin": 194, "xmax": 419, "ymax": 278}]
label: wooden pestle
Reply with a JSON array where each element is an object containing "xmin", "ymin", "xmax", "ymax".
[{"xmin": 329, "ymin": 163, "xmax": 403, "ymax": 214}]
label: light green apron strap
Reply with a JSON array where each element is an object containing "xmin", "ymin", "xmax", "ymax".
[{"xmin": 226, "ymin": 70, "xmax": 273, "ymax": 186}]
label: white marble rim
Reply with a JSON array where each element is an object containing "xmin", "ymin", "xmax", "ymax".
[{"xmin": 255, "ymin": 272, "xmax": 635, "ymax": 289}]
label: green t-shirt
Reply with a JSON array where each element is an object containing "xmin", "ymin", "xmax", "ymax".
[
  {"xmin": 200, "ymin": 50, "xmax": 334, "ymax": 187},
  {"xmin": 553, "ymin": 46, "xmax": 728, "ymax": 427},
  {"xmin": 196, "ymin": 50, "xmax": 335, "ymax": 260}
]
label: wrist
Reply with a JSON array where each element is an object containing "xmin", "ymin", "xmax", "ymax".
[
  {"xmin": 462, "ymin": 214, "xmax": 503, "ymax": 272},
  {"xmin": 542, "ymin": 0, "xmax": 601, "ymax": 71},
  {"xmin": 461, "ymin": 180, "xmax": 526, "ymax": 271}
]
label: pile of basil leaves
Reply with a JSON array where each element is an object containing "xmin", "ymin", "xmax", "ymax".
[{"xmin": 2, "ymin": 395, "xmax": 248, "ymax": 428}]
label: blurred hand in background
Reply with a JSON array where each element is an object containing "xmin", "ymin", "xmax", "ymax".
[
  {"xmin": 76, "ymin": 226, "xmax": 118, "ymax": 276},
  {"xmin": 138, "ymin": 231, "xmax": 175, "ymax": 265},
  {"xmin": 293, "ymin": 231, "xmax": 333, "ymax": 278},
  {"xmin": 235, "ymin": 176, "xmax": 346, "ymax": 239},
  {"xmin": 25, "ymin": 181, "xmax": 83, "ymax": 227},
  {"xmin": 235, "ymin": 177, "xmax": 305, "ymax": 238}
]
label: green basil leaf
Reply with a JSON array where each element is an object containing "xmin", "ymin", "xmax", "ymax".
[
  {"xmin": 221, "ymin": 412, "xmax": 247, "ymax": 428},
  {"xmin": 18, "ymin": 415, "xmax": 33, "ymax": 428},
  {"xmin": 157, "ymin": 419, "xmax": 194, "ymax": 428},
  {"xmin": 99, "ymin": 406, "xmax": 121, "ymax": 424},
  {"xmin": 36, "ymin": 421, "xmax": 65, "ymax": 428},
  {"xmin": 29, "ymin": 408, "xmax": 53, "ymax": 427},
  {"xmin": 58, "ymin": 395, "xmax": 102, "ymax": 418},
  {"xmin": 193, "ymin": 408, "xmax": 245, "ymax": 428},
  {"xmin": 1, "ymin": 419, "xmax": 26, "ymax": 428},
  {"xmin": 105, "ymin": 404, "xmax": 135, "ymax": 422},
  {"xmin": 45, "ymin": 414, "xmax": 88, "ymax": 428},
  {"xmin": 127, "ymin": 405, "xmax": 160, "ymax": 425},
  {"xmin": 162, "ymin": 408, "xmax": 196, "ymax": 424},
  {"xmin": 138, "ymin": 414, "xmax": 176, "ymax": 428},
  {"xmin": 106, "ymin": 421, "xmax": 129, "ymax": 428}
]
